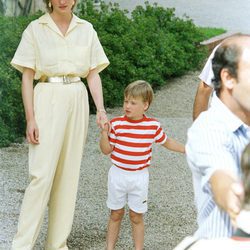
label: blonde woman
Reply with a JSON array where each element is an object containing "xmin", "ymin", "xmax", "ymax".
[{"xmin": 11, "ymin": 0, "xmax": 109, "ymax": 249}]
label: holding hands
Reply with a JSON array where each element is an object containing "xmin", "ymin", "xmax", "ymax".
[{"xmin": 96, "ymin": 109, "xmax": 109, "ymax": 130}]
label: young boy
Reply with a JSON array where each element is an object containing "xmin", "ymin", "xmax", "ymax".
[{"xmin": 100, "ymin": 80, "xmax": 185, "ymax": 250}]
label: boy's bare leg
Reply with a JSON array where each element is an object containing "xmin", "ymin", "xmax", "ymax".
[
  {"xmin": 106, "ymin": 208, "xmax": 125, "ymax": 250},
  {"xmin": 129, "ymin": 209, "xmax": 144, "ymax": 250}
]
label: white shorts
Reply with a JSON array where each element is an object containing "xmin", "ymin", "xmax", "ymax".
[{"xmin": 106, "ymin": 165, "xmax": 149, "ymax": 213}]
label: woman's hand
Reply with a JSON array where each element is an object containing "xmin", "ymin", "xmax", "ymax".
[
  {"xmin": 96, "ymin": 110, "xmax": 109, "ymax": 129},
  {"xmin": 26, "ymin": 118, "xmax": 39, "ymax": 144}
]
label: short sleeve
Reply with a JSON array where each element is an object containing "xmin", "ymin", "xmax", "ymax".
[
  {"xmin": 109, "ymin": 122, "xmax": 117, "ymax": 146},
  {"xmin": 155, "ymin": 123, "xmax": 167, "ymax": 145},
  {"xmin": 11, "ymin": 24, "xmax": 36, "ymax": 73},
  {"xmin": 199, "ymin": 44, "xmax": 221, "ymax": 87},
  {"xmin": 90, "ymin": 30, "xmax": 110, "ymax": 73}
]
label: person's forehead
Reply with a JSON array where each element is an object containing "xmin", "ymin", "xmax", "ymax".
[
  {"xmin": 241, "ymin": 48, "xmax": 250, "ymax": 63},
  {"xmin": 238, "ymin": 47, "xmax": 250, "ymax": 71},
  {"xmin": 125, "ymin": 95, "xmax": 143, "ymax": 101}
]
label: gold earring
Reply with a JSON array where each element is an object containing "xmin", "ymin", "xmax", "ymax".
[{"xmin": 48, "ymin": 2, "xmax": 52, "ymax": 8}]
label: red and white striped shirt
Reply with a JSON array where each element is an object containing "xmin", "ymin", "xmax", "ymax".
[{"xmin": 109, "ymin": 115, "xmax": 167, "ymax": 171}]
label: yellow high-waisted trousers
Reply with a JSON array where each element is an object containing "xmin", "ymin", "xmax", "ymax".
[{"xmin": 12, "ymin": 82, "xmax": 89, "ymax": 250}]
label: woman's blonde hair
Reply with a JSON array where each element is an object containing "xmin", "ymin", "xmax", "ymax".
[
  {"xmin": 124, "ymin": 80, "xmax": 154, "ymax": 108},
  {"xmin": 43, "ymin": 0, "xmax": 77, "ymax": 13}
]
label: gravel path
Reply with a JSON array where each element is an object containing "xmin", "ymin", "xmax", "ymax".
[{"xmin": 0, "ymin": 71, "xmax": 199, "ymax": 250}]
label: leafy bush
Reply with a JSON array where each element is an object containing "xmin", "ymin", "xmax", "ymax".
[
  {"xmin": 0, "ymin": 15, "xmax": 39, "ymax": 147},
  {"xmin": 0, "ymin": 1, "xmax": 207, "ymax": 147},
  {"xmin": 78, "ymin": 1, "xmax": 207, "ymax": 108}
]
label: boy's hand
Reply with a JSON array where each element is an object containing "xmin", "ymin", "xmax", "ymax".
[
  {"xmin": 96, "ymin": 111, "xmax": 108, "ymax": 129},
  {"xmin": 101, "ymin": 122, "xmax": 110, "ymax": 135},
  {"xmin": 103, "ymin": 122, "xmax": 110, "ymax": 132}
]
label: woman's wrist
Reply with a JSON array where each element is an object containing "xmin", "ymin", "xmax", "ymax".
[{"xmin": 97, "ymin": 108, "xmax": 106, "ymax": 114}]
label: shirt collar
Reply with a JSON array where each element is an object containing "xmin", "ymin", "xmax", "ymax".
[
  {"xmin": 210, "ymin": 94, "xmax": 246, "ymax": 132},
  {"xmin": 123, "ymin": 114, "xmax": 147, "ymax": 123},
  {"xmin": 38, "ymin": 13, "xmax": 85, "ymax": 36}
]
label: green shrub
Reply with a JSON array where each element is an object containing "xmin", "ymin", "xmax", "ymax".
[
  {"xmin": 78, "ymin": 1, "xmax": 207, "ymax": 108},
  {"xmin": 0, "ymin": 15, "xmax": 38, "ymax": 147},
  {"xmin": 0, "ymin": 1, "xmax": 207, "ymax": 147}
]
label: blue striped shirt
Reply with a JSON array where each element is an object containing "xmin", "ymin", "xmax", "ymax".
[{"xmin": 186, "ymin": 95, "xmax": 250, "ymax": 239}]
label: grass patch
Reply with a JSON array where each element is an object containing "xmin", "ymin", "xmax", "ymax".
[{"xmin": 198, "ymin": 27, "xmax": 226, "ymax": 40}]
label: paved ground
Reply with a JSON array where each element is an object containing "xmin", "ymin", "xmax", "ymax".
[{"xmin": 0, "ymin": 70, "xmax": 199, "ymax": 250}]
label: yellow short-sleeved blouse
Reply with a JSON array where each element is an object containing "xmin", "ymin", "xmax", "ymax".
[{"xmin": 11, "ymin": 13, "xmax": 110, "ymax": 80}]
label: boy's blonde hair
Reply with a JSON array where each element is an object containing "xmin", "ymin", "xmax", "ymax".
[{"xmin": 124, "ymin": 80, "xmax": 154, "ymax": 107}]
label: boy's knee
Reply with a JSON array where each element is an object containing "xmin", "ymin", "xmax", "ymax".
[
  {"xmin": 110, "ymin": 209, "xmax": 124, "ymax": 222},
  {"xmin": 129, "ymin": 210, "xmax": 143, "ymax": 224}
]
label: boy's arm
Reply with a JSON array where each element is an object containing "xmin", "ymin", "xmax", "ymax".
[
  {"xmin": 162, "ymin": 137, "xmax": 185, "ymax": 153},
  {"xmin": 100, "ymin": 123, "xmax": 114, "ymax": 155}
]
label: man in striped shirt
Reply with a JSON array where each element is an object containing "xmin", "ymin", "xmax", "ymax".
[
  {"xmin": 100, "ymin": 80, "xmax": 185, "ymax": 250},
  {"xmin": 174, "ymin": 143, "xmax": 250, "ymax": 250},
  {"xmin": 186, "ymin": 35, "xmax": 250, "ymax": 239}
]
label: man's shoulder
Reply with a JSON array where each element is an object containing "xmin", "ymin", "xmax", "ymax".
[{"xmin": 188, "ymin": 109, "xmax": 232, "ymax": 140}]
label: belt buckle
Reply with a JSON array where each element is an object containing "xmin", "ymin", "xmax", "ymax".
[{"xmin": 63, "ymin": 76, "xmax": 71, "ymax": 84}]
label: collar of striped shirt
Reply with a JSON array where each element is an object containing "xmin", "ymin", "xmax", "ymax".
[{"xmin": 210, "ymin": 94, "xmax": 245, "ymax": 132}]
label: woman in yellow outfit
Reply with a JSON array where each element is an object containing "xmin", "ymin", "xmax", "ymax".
[{"xmin": 11, "ymin": 0, "xmax": 109, "ymax": 249}]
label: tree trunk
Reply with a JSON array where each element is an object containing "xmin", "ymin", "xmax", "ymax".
[
  {"xmin": 22, "ymin": 0, "xmax": 32, "ymax": 15},
  {"xmin": 0, "ymin": 0, "xmax": 4, "ymax": 15}
]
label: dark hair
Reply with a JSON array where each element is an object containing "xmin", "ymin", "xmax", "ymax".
[
  {"xmin": 43, "ymin": 0, "xmax": 77, "ymax": 13},
  {"xmin": 241, "ymin": 143, "xmax": 250, "ymax": 209},
  {"xmin": 211, "ymin": 43, "xmax": 241, "ymax": 96}
]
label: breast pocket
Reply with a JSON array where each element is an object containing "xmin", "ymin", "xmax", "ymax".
[
  {"xmin": 39, "ymin": 47, "xmax": 58, "ymax": 67},
  {"xmin": 69, "ymin": 45, "xmax": 90, "ymax": 67}
]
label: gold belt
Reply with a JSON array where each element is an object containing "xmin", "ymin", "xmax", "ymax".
[{"xmin": 41, "ymin": 76, "xmax": 81, "ymax": 84}]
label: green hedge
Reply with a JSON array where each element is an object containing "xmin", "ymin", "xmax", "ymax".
[
  {"xmin": 0, "ymin": 1, "xmax": 207, "ymax": 147},
  {"xmin": 0, "ymin": 14, "xmax": 40, "ymax": 147}
]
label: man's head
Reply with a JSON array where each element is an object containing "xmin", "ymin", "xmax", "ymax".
[
  {"xmin": 241, "ymin": 143, "xmax": 250, "ymax": 210},
  {"xmin": 212, "ymin": 35, "xmax": 250, "ymax": 112},
  {"xmin": 123, "ymin": 80, "xmax": 153, "ymax": 120}
]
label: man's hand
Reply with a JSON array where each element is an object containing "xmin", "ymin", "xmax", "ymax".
[
  {"xmin": 211, "ymin": 170, "xmax": 243, "ymax": 226},
  {"xmin": 226, "ymin": 182, "xmax": 244, "ymax": 227}
]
